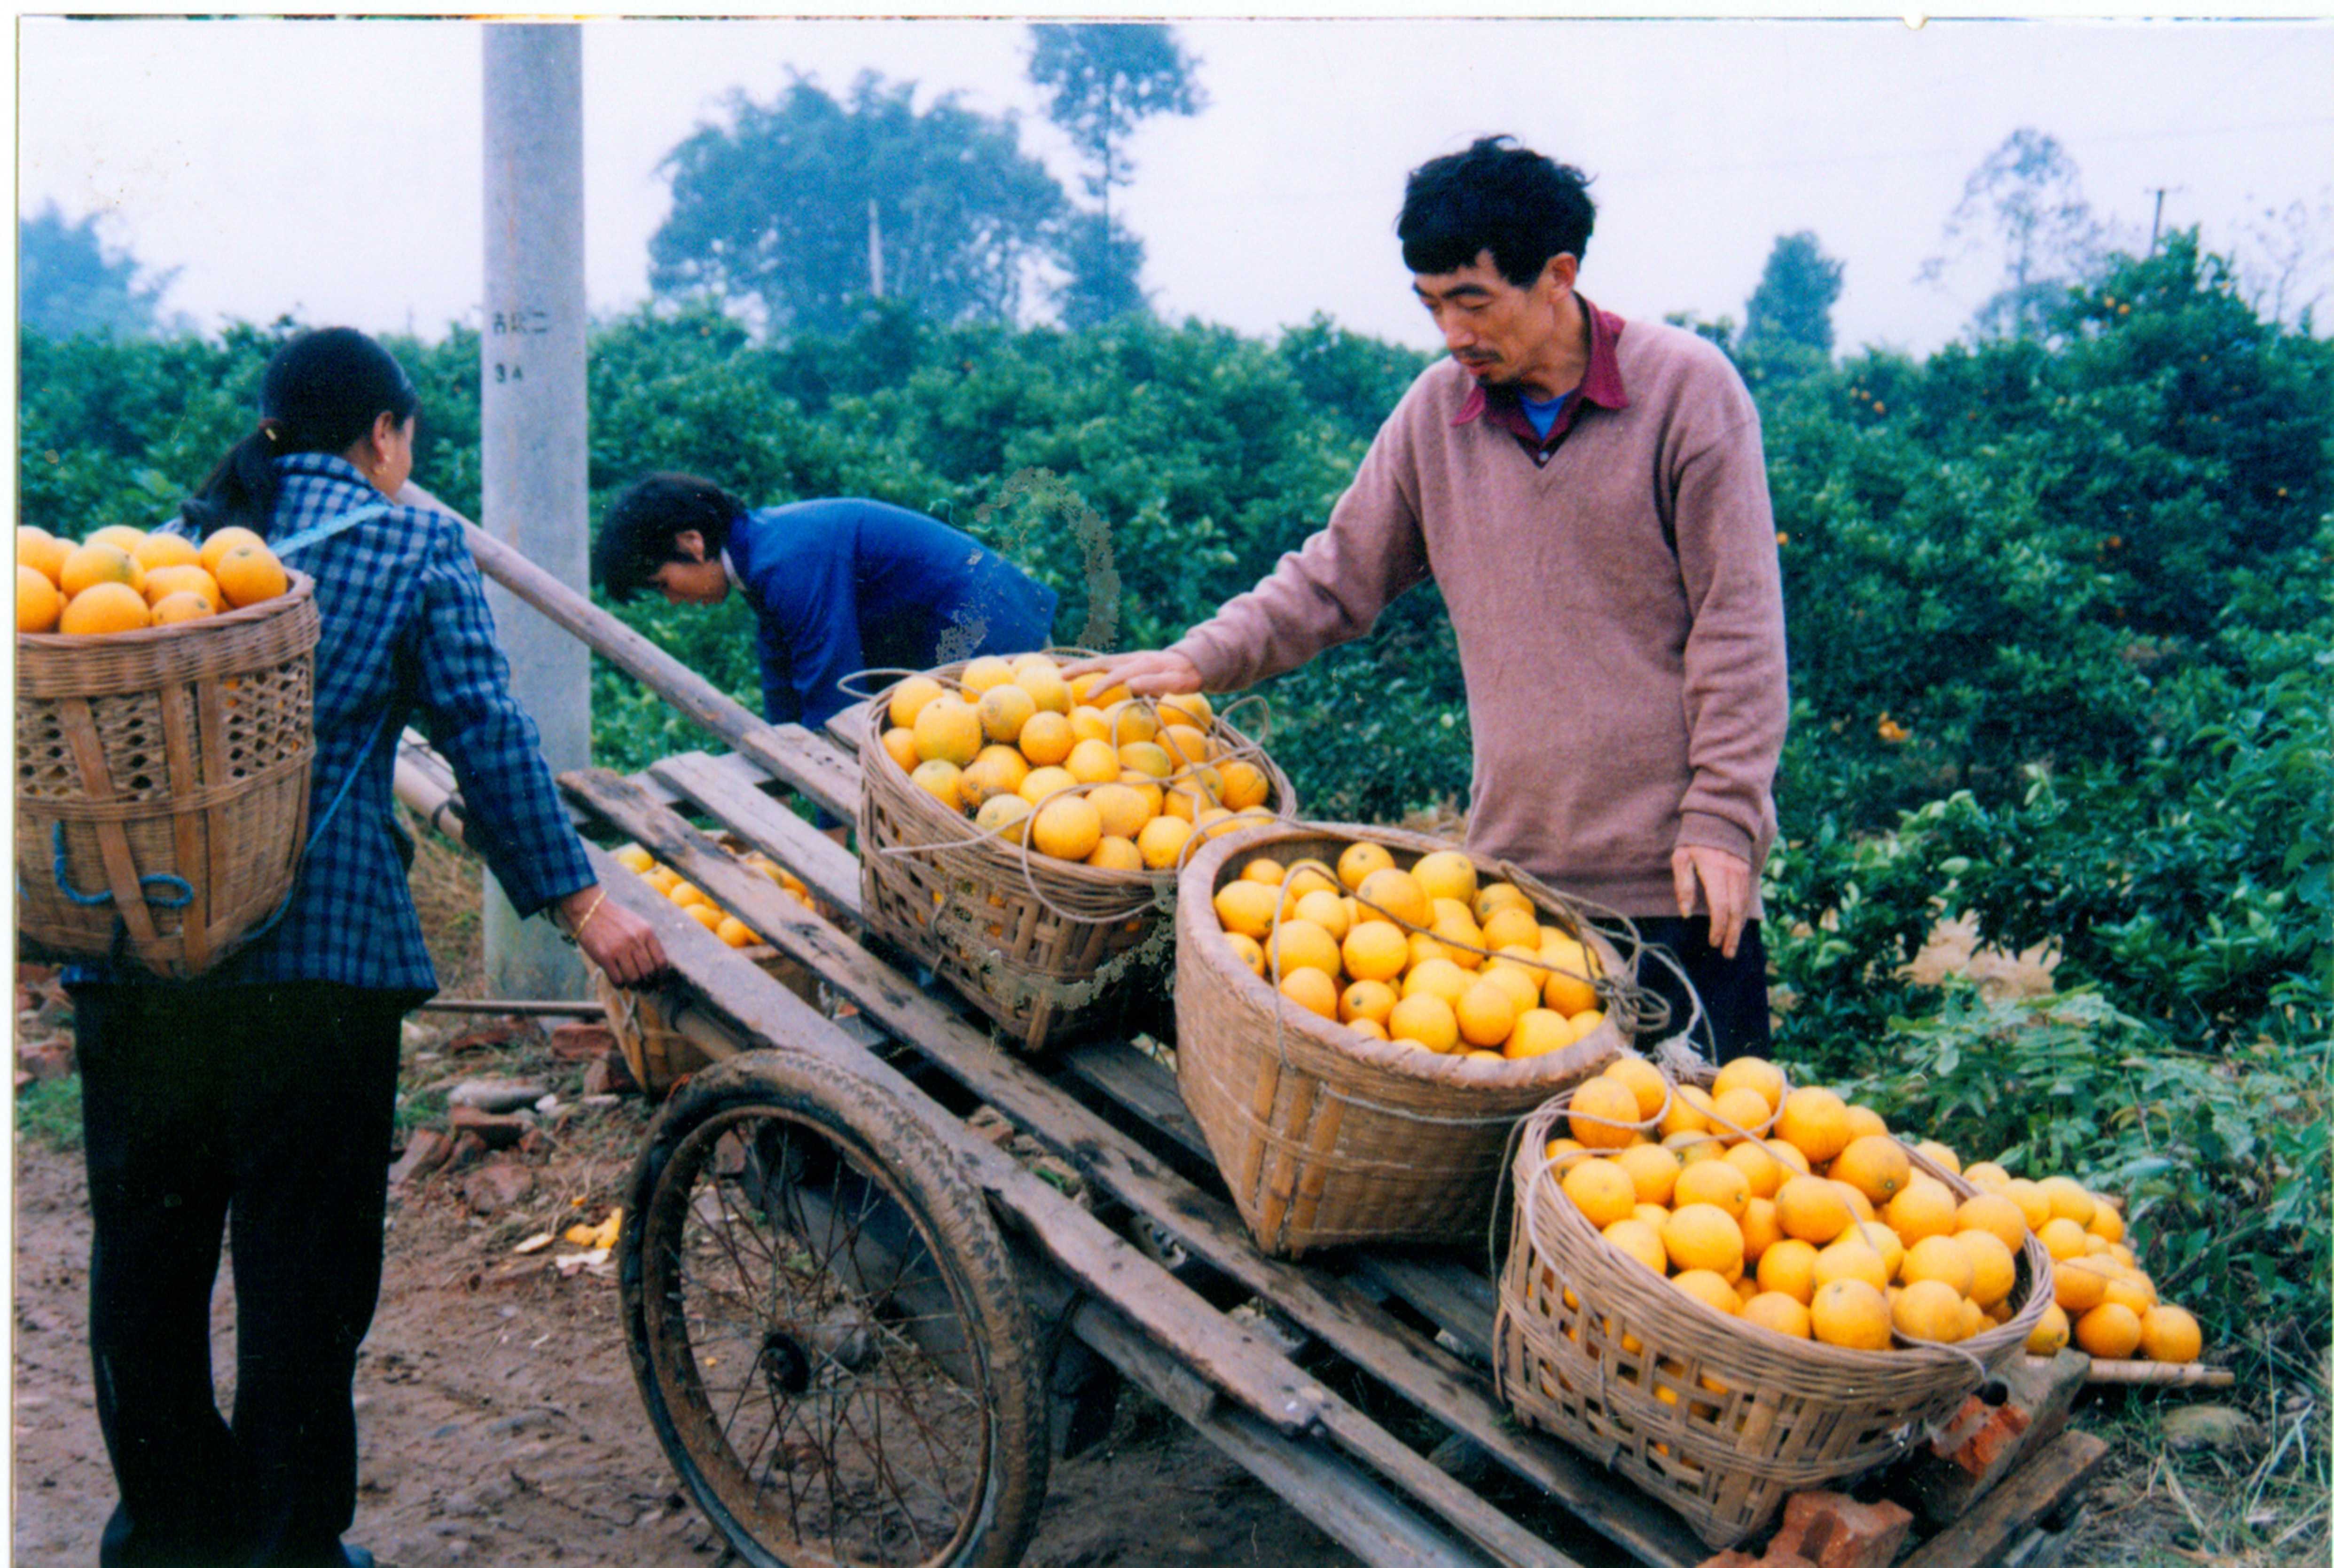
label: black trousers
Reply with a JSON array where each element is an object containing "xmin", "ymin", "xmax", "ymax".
[
  {"xmin": 73, "ymin": 980, "xmax": 413, "ymax": 1568},
  {"xmin": 1628, "ymin": 917, "xmax": 1772, "ymax": 1066}
]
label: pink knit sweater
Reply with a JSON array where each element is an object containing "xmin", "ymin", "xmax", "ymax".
[{"xmin": 1169, "ymin": 315, "xmax": 1788, "ymax": 918}]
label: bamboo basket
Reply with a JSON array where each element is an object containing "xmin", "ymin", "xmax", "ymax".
[
  {"xmin": 1493, "ymin": 1080, "xmax": 2056, "ymax": 1548},
  {"xmin": 857, "ymin": 659, "xmax": 1295, "ymax": 1051},
  {"xmin": 15, "ymin": 572, "xmax": 321, "ymax": 978},
  {"xmin": 591, "ymin": 948, "xmax": 820, "ymax": 1099},
  {"xmin": 1174, "ymin": 821, "xmax": 1631, "ymax": 1257}
]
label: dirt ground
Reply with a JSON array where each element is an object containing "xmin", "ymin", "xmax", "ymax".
[{"xmin": 8, "ymin": 1007, "xmax": 1361, "ymax": 1568}]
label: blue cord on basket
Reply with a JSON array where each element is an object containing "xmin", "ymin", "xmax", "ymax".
[{"xmin": 50, "ymin": 824, "xmax": 194, "ymax": 908}]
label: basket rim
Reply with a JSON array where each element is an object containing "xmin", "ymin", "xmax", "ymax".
[
  {"xmin": 859, "ymin": 658, "xmax": 1296, "ymax": 894},
  {"xmin": 1508, "ymin": 1090, "xmax": 2055, "ymax": 1378},
  {"xmin": 1179, "ymin": 818, "xmax": 1626, "ymax": 1092},
  {"xmin": 16, "ymin": 566, "xmax": 316, "ymax": 649}
]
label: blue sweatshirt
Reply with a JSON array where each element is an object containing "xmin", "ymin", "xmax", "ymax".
[{"xmin": 724, "ymin": 499, "xmax": 1058, "ymax": 733}]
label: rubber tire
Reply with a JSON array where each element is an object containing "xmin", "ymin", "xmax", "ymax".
[{"xmin": 620, "ymin": 1049, "xmax": 1050, "ymax": 1568}]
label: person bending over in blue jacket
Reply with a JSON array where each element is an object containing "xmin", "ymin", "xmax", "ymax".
[{"xmin": 592, "ymin": 475, "xmax": 1058, "ymax": 741}]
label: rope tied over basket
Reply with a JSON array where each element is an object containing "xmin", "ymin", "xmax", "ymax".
[{"xmin": 50, "ymin": 823, "xmax": 194, "ymax": 909}]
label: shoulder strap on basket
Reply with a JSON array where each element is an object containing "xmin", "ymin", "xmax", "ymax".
[{"xmin": 269, "ymin": 499, "xmax": 393, "ymax": 558}]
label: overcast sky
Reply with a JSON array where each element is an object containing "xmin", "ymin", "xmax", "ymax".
[{"xmin": 16, "ymin": 16, "xmax": 2334, "ymax": 361}]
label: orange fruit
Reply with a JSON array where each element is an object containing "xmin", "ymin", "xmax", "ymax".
[
  {"xmin": 880, "ymin": 726, "xmax": 920, "ymax": 773},
  {"xmin": 1214, "ymin": 759, "xmax": 1270, "ymax": 812},
  {"xmin": 1017, "ymin": 765, "xmax": 1078, "ymax": 807},
  {"xmin": 1599, "ymin": 1217, "xmax": 1667, "ymax": 1276},
  {"xmin": 1339, "ymin": 979, "xmax": 1398, "ymax": 1027},
  {"xmin": 959, "ymin": 655, "xmax": 1015, "ymax": 695},
  {"xmin": 976, "ymin": 682, "xmax": 1037, "ymax": 743},
  {"xmin": 2102, "ymin": 1275, "xmax": 2157, "ymax": 1316},
  {"xmin": 17, "ymin": 565, "xmax": 63, "ymax": 633},
  {"xmin": 911, "ymin": 696, "xmax": 983, "ymax": 767},
  {"xmin": 1775, "ymin": 1175, "xmax": 1854, "ymax": 1245},
  {"xmin": 1764, "ymin": 1138, "xmax": 1813, "ymax": 1177},
  {"xmin": 149, "ymin": 590, "xmax": 216, "ymax": 626},
  {"xmin": 1775, "ymin": 1087, "xmax": 1852, "ymax": 1164},
  {"xmin": 1740, "ymin": 1292, "xmax": 1812, "ymax": 1340},
  {"xmin": 1712, "ymin": 1056, "xmax": 1789, "ymax": 1116},
  {"xmin": 1065, "ymin": 737, "xmax": 1121, "ymax": 785},
  {"xmin": 1674, "ymin": 1159, "xmax": 1752, "ymax": 1220},
  {"xmin": 132, "ymin": 532, "xmax": 200, "ymax": 573},
  {"xmin": 1739, "ymin": 1197, "xmax": 1783, "ymax": 1263},
  {"xmin": 2054, "ymin": 1257, "xmax": 2113, "ymax": 1314},
  {"xmin": 1962, "ymin": 1161, "xmax": 2012, "ymax": 1192},
  {"xmin": 1085, "ymin": 836, "xmax": 1142, "ymax": 872},
  {"xmin": 909, "ymin": 759, "xmax": 963, "ymax": 811},
  {"xmin": 1016, "ymin": 710, "xmax": 1074, "ymax": 767},
  {"xmin": 17, "ymin": 526, "xmax": 72, "ymax": 584},
  {"xmin": 1757, "ymin": 1239, "xmax": 1821, "ymax": 1304},
  {"xmin": 1221, "ymin": 931, "xmax": 1266, "ymax": 978},
  {"xmin": 1842, "ymin": 1104, "xmax": 1889, "ymax": 1143},
  {"xmin": 1955, "ymin": 1192, "xmax": 2029, "ymax": 1253},
  {"xmin": 1267, "ymin": 918, "xmax": 1340, "ymax": 980},
  {"xmin": 1349, "ymin": 1019, "xmax": 1390, "ymax": 1043},
  {"xmin": 1135, "ymin": 815, "xmax": 1195, "ymax": 870},
  {"xmin": 886, "ymin": 674, "xmax": 946, "ymax": 729},
  {"xmin": 1386, "ymin": 993, "xmax": 1458, "ymax": 1054},
  {"xmin": 2074, "ymin": 1302, "xmax": 2143, "ymax": 1360},
  {"xmin": 1158, "ymin": 723, "xmax": 1213, "ymax": 767},
  {"xmin": 1660, "ymin": 1083, "xmax": 1717, "ymax": 1139},
  {"xmin": 1355, "ymin": 867, "xmax": 1433, "ymax": 928},
  {"xmin": 1292, "ymin": 887, "xmax": 1352, "ymax": 941},
  {"xmin": 1504, "ymin": 1009, "xmax": 1576, "ymax": 1059},
  {"xmin": 1809, "ymin": 1279, "xmax": 1892, "ymax": 1350},
  {"xmin": 1340, "ymin": 921, "xmax": 1409, "ymax": 983},
  {"xmin": 1892, "ymin": 1278, "xmax": 1968, "ymax": 1344},
  {"xmin": 2036, "ymin": 1218, "xmax": 2091, "ymax": 1262},
  {"xmin": 1454, "ymin": 979, "xmax": 1518, "ymax": 1049},
  {"xmin": 1009, "ymin": 656, "xmax": 1070, "ymax": 713},
  {"xmin": 1067, "ymin": 705, "xmax": 1112, "ymax": 745},
  {"xmin": 1813, "ymin": 1236, "xmax": 1890, "ymax": 1293},
  {"xmin": 1601, "ymin": 1057, "xmax": 1670, "ymax": 1121},
  {"xmin": 1671, "ymin": 1270, "xmax": 1741, "ymax": 1317},
  {"xmin": 1832, "ymin": 1135, "xmax": 1911, "ymax": 1204},
  {"xmin": 142, "ymin": 564, "xmax": 223, "ymax": 611},
  {"xmin": 1031, "ymin": 795, "xmax": 1104, "ymax": 861},
  {"xmin": 2037, "ymin": 1176, "xmax": 2097, "ymax": 1228},
  {"xmin": 1402, "ymin": 956, "xmax": 1472, "ymax": 1008},
  {"xmin": 58, "ymin": 541, "xmax": 141, "ymax": 599},
  {"xmin": 1477, "ymin": 958, "xmax": 1543, "ymax": 1011},
  {"xmin": 1562, "ymin": 1159, "xmax": 1638, "ymax": 1229},
  {"xmin": 59, "ymin": 581, "xmax": 152, "ymax": 635},
  {"xmin": 1707, "ymin": 1085, "xmax": 1775, "ymax": 1144},
  {"xmin": 1213, "ymin": 880, "xmax": 1278, "ymax": 941},
  {"xmin": 1336, "ymin": 840, "xmax": 1394, "ymax": 891},
  {"xmin": 193, "ymin": 525, "xmax": 265, "ymax": 574},
  {"xmin": 1955, "ymin": 1230, "xmax": 2018, "ymax": 1309},
  {"xmin": 1884, "ymin": 1182, "xmax": 1958, "ymax": 1247},
  {"xmin": 1613, "ymin": 1143, "xmax": 1682, "ymax": 1207},
  {"xmin": 1566, "ymin": 1076, "xmax": 1643, "ymax": 1151},
  {"xmin": 1901, "ymin": 1235, "xmax": 1975, "ymax": 1297},
  {"xmin": 88, "ymin": 524, "xmax": 149, "ymax": 556},
  {"xmin": 1913, "ymin": 1139, "xmax": 1962, "ymax": 1176},
  {"xmin": 1480, "ymin": 905, "xmax": 1543, "ymax": 952},
  {"xmin": 1724, "ymin": 1139, "xmax": 1789, "ymax": 1200},
  {"xmin": 1410, "ymin": 849, "xmax": 1478, "ymax": 904},
  {"xmin": 713, "ymin": 915, "xmax": 759, "ymax": 948},
  {"xmin": 686, "ymin": 901, "xmax": 725, "ymax": 932},
  {"xmin": 212, "ymin": 542, "xmax": 287, "ymax": 608},
  {"xmin": 976, "ymin": 794, "xmax": 1034, "ymax": 838},
  {"xmin": 1833, "ymin": 1181, "xmax": 1877, "ymax": 1224},
  {"xmin": 2086, "ymin": 1200, "xmax": 2126, "ymax": 1245},
  {"xmin": 1277, "ymin": 967, "xmax": 1339, "ymax": 1021},
  {"xmin": 2138, "ymin": 1305, "xmax": 2201, "ymax": 1364},
  {"xmin": 1239, "ymin": 856, "xmax": 1286, "ymax": 886},
  {"xmin": 1537, "ymin": 933, "xmax": 1600, "ymax": 1014},
  {"xmin": 2026, "ymin": 1301, "xmax": 2071, "ymax": 1355},
  {"xmin": 1661, "ymin": 1204, "xmax": 1746, "ymax": 1281}
]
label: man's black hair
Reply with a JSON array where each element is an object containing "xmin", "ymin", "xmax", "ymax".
[
  {"xmin": 1397, "ymin": 136, "xmax": 1597, "ymax": 288},
  {"xmin": 592, "ymin": 473, "xmax": 749, "ymax": 604}
]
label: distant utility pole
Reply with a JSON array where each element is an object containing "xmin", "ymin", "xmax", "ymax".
[
  {"xmin": 481, "ymin": 23, "xmax": 589, "ymax": 999},
  {"xmin": 2146, "ymin": 185, "xmax": 2183, "ymax": 253},
  {"xmin": 867, "ymin": 198, "xmax": 885, "ymax": 299}
]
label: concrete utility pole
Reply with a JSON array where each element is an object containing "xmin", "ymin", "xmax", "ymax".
[{"xmin": 481, "ymin": 24, "xmax": 590, "ymax": 999}]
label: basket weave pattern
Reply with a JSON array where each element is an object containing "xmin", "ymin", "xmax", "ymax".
[
  {"xmin": 15, "ymin": 575, "xmax": 321, "ymax": 978},
  {"xmin": 856, "ymin": 661, "xmax": 1293, "ymax": 1051},
  {"xmin": 1175, "ymin": 823, "xmax": 1624, "ymax": 1257},
  {"xmin": 1493, "ymin": 1085, "xmax": 2055, "ymax": 1548}
]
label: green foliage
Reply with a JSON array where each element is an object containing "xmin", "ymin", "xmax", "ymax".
[
  {"xmin": 18, "ymin": 204, "xmax": 184, "ymax": 340},
  {"xmin": 650, "ymin": 72, "xmax": 1065, "ymax": 330},
  {"xmin": 1741, "ymin": 230, "xmax": 1843, "ymax": 357},
  {"xmin": 13, "ymin": 1073, "xmax": 84, "ymax": 1153},
  {"xmin": 1840, "ymin": 987, "xmax": 2331, "ymax": 1367}
]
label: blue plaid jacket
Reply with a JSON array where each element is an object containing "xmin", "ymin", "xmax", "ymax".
[{"xmin": 87, "ymin": 455, "xmax": 594, "ymax": 993}]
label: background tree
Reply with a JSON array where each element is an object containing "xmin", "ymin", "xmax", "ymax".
[
  {"xmin": 1740, "ymin": 230, "xmax": 1844, "ymax": 356},
  {"xmin": 19, "ymin": 204, "xmax": 184, "ymax": 340},
  {"xmin": 1919, "ymin": 128, "xmax": 2112, "ymax": 339},
  {"xmin": 1028, "ymin": 24, "xmax": 1204, "ymax": 325},
  {"xmin": 649, "ymin": 72, "xmax": 1065, "ymax": 333}
]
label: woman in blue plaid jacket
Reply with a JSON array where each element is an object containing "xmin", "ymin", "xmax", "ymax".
[{"xmin": 68, "ymin": 327, "xmax": 666, "ymax": 1568}]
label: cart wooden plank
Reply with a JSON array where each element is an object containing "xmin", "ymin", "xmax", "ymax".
[
  {"xmin": 563, "ymin": 764, "xmax": 1706, "ymax": 1568},
  {"xmin": 568, "ymin": 773, "xmax": 1583, "ymax": 1568},
  {"xmin": 648, "ymin": 750, "xmax": 865, "ymax": 921},
  {"xmin": 1896, "ymin": 1430, "xmax": 2111, "ymax": 1568}
]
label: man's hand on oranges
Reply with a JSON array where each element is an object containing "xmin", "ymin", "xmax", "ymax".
[
  {"xmin": 562, "ymin": 884, "xmax": 669, "ymax": 987},
  {"xmin": 1065, "ymin": 648, "xmax": 1205, "ymax": 697},
  {"xmin": 1671, "ymin": 844, "xmax": 1753, "ymax": 959}
]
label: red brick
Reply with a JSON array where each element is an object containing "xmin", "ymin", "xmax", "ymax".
[
  {"xmin": 448, "ymin": 1103, "xmax": 529, "ymax": 1149},
  {"xmin": 547, "ymin": 1022, "xmax": 618, "ymax": 1062},
  {"xmin": 16, "ymin": 1037, "xmax": 75, "ymax": 1082},
  {"xmin": 1764, "ymin": 1491, "xmax": 1913, "ymax": 1568},
  {"xmin": 459, "ymin": 1158, "xmax": 535, "ymax": 1215},
  {"xmin": 388, "ymin": 1127, "xmax": 454, "ymax": 1188}
]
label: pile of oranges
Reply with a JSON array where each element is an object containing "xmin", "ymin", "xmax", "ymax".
[
  {"xmin": 17, "ymin": 524, "xmax": 290, "ymax": 637},
  {"xmin": 613, "ymin": 842, "xmax": 809, "ymax": 950},
  {"xmin": 1210, "ymin": 840, "xmax": 1609, "ymax": 1060},
  {"xmin": 1541, "ymin": 1056, "xmax": 2203, "ymax": 1365},
  {"xmin": 880, "ymin": 655, "xmax": 1277, "ymax": 870}
]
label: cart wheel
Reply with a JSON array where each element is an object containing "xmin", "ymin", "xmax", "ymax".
[{"xmin": 621, "ymin": 1050, "xmax": 1049, "ymax": 1568}]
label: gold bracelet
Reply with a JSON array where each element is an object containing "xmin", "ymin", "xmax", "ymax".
[{"xmin": 563, "ymin": 887, "xmax": 608, "ymax": 945}]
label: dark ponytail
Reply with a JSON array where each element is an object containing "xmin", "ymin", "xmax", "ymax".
[{"xmin": 183, "ymin": 327, "xmax": 421, "ymax": 541}]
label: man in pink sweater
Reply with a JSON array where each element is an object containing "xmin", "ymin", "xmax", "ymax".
[{"xmin": 1094, "ymin": 137, "xmax": 1788, "ymax": 1061}]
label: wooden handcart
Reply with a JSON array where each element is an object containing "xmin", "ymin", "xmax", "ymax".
[{"xmin": 393, "ymin": 518, "xmax": 2114, "ymax": 1568}]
